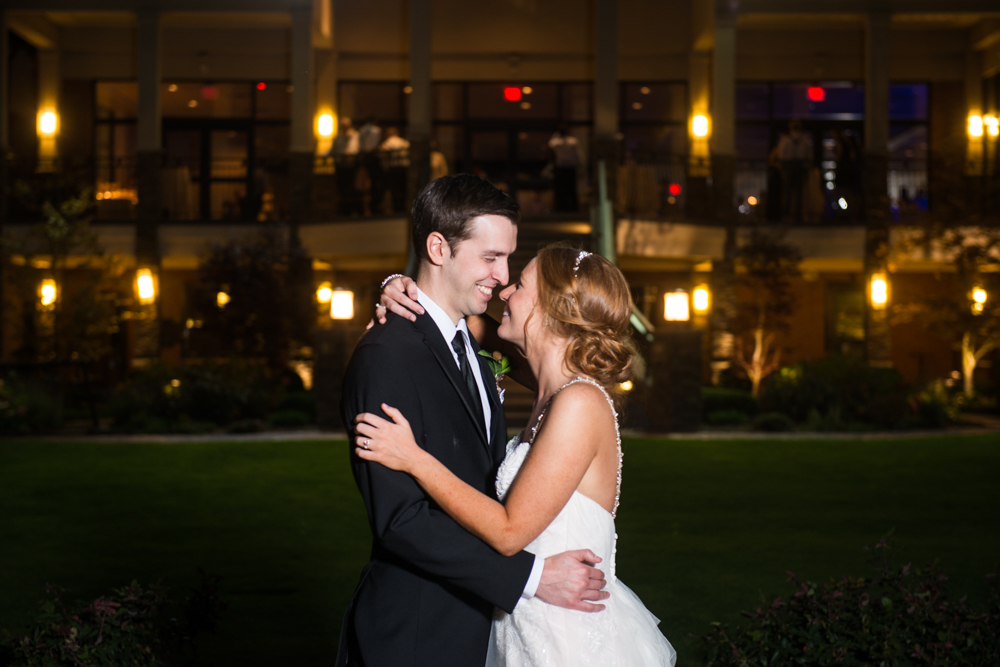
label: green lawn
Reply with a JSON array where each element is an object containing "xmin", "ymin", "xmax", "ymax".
[{"xmin": 1, "ymin": 434, "xmax": 997, "ymax": 666}]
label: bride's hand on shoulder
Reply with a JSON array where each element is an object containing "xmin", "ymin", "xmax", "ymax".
[
  {"xmin": 355, "ymin": 404, "xmax": 428, "ymax": 474},
  {"xmin": 377, "ymin": 276, "xmax": 423, "ymax": 324}
]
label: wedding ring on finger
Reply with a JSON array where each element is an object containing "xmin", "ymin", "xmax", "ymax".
[{"xmin": 363, "ymin": 438, "xmax": 370, "ymax": 450}]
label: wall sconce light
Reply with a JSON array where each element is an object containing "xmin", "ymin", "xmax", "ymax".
[
  {"xmin": 39, "ymin": 278, "xmax": 57, "ymax": 309},
  {"xmin": 136, "ymin": 268, "xmax": 156, "ymax": 305},
  {"xmin": 985, "ymin": 115, "xmax": 1000, "ymax": 138},
  {"xmin": 316, "ymin": 282, "xmax": 333, "ymax": 304},
  {"xmin": 971, "ymin": 286, "xmax": 987, "ymax": 315},
  {"xmin": 37, "ymin": 110, "xmax": 58, "ymax": 137},
  {"xmin": 870, "ymin": 273, "xmax": 888, "ymax": 309},
  {"xmin": 968, "ymin": 115, "xmax": 984, "ymax": 138},
  {"xmin": 330, "ymin": 288, "xmax": 355, "ymax": 320},
  {"xmin": 217, "ymin": 291, "xmax": 230, "ymax": 308},
  {"xmin": 692, "ymin": 114, "xmax": 710, "ymax": 138},
  {"xmin": 619, "ymin": 380, "xmax": 634, "ymax": 392},
  {"xmin": 692, "ymin": 284, "xmax": 711, "ymax": 314},
  {"xmin": 664, "ymin": 290, "xmax": 690, "ymax": 322},
  {"xmin": 317, "ymin": 113, "xmax": 335, "ymax": 138}
]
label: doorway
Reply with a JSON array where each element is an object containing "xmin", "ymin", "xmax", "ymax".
[{"xmin": 163, "ymin": 120, "xmax": 256, "ymax": 221}]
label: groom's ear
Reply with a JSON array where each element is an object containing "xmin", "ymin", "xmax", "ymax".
[{"xmin": 426, "ymin": 231, "xmax": 451, "ymax": 267}]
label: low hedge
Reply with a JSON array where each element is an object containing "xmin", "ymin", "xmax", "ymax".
[
  {"xmin": 0, "ymin": 571, "xmax": 225, "ymax": 667},
  {"xmin": 702, "ymin": 538, "xmax": 1000, "ymax": 667}
]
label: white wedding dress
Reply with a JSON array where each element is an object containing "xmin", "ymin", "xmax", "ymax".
[{"xmin": 486, "ymin": 377, "xmax": 677, "ymax": 667}]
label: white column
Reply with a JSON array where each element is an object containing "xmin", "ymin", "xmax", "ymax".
[
  {"xmin": 0, "ymin": 11, "xmax": 8, "ymax": 154},
  {"xmin": 135, "ymin": 9, "xmax": 162, "ymax": 265},
  {"xmin": 593, "ymin": 0, "xmax": 618, "ymax": 142},
  {"xmin": 136, "ymin": 9, "xmax": 161, "ymax": 153},
  {"xmin": 37, "ymin": 49, "xmax": 59, "ymax": 169},
  {"xmin": 408, "ymin": 0, "xmax": 432, "ymax": 142},
  {"xmin": 290, "ymin": 7, "xmax": 314, "ymax": 154},
  {"xmin": 864, "ymin": 12, "xmax": 890, "ymax": 158},
  {"xmin": 712, "ymin": 14, "xmax": 736, "ymax": 158},
  {"xmin": 965, "ymin": 50, "xmax": 983, "ymax": 174}
]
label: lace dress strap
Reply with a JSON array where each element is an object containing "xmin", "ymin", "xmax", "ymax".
[{"xmin": 528, "ymin": 376, "xmax": 623, "ymax": 517}]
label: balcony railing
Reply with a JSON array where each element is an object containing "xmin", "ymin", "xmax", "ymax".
[{"xmin": 4, "ymin": 152, "xmax": 996, "ymax": 227}]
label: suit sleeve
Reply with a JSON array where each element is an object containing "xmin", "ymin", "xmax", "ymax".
[{"xmin": 342, "ymin": 341, "xmax": 534, "ymax": 614}]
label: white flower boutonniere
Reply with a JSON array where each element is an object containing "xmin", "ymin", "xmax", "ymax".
[{"xmin": 477, "ymin": 350, "xmax": 511, "ymax": 404}]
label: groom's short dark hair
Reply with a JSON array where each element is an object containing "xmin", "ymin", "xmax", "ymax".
[{"xmin": 412, "ymin": 174, "xmax": 519, "ymax": 263}]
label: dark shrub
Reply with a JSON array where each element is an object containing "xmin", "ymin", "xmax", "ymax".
[
  {"xmin": 703, "ymin": 387, "xmax": 759, "ymax": 421},
  {"xmin": 111, "ymin": 360, "xmax": 275, "ymax": 432},
  {"xmin": 760, "ymin": 355, "xmax": 913, "ymax": 429},
  {"xmin": 0, "ymin": 571, "xmax": 225, "ymax": 667},
  {"xmin": 227, "ymin": 418, "xmax": 265, "ymax": 434},
  {"xmin": 275, "ymin": 391, "xmax": 316, "ymax": 420},
  {"xmin": 752, "ymin": 412, "xmax": 795, "ymax": 432},
  {"xmin": 269, "ymin": 409, "xmax": 312, "ymax": 428},
  {"xmin": 702, "ymin": 538, "xmax": 1000, "ymax": 667},
  {"xmin": 913, "ymin": 380, "xmax": 959, "ymax": 428},
  {"xmin": 706, "ymin": 409, "xmax": 751, "ymax": 426},
  {"xmin": 0, "ymin": 377, "xmax": 64, "ymax": 435}
]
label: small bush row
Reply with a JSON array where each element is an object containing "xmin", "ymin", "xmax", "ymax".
[
  {"xmin": 0, "ymin": 378, "xmax": 64, "ymax": 436},
  {"xmin": 704, "ymin": 355, "xmax": 973, "ymax": 431},
  {"xmin": 0, "ymin": 571, "xmax": 225, "ymax": 667},
  {"xmin": 702, "ymin": 537, "xmax": 1000, "ymax": 667},
  {"xmin": 110, "ymin": 361, "xmax": 315, "ymax": 434}
]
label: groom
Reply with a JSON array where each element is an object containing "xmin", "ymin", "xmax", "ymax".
[{"xmin": 338, "ymin": 174, "xmax": 608, "ymax": 666}]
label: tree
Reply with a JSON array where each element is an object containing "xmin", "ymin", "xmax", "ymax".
[
  {"xmin": 1, "ymin": 185, "xmax": 125, "ymax": 364},
  {"xmin": 731, "ymin": 228, "xmax": 802, "ymax": 397},
  {"xmin": 894, "ymin": 226, "xmax": 1000, "ymax": 398},
  {"xmin": 191, "ymin": 227, "xmax": 314, "ymax": 375}
]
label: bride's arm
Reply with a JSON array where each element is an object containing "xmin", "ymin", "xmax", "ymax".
[
  {"xmin": 375, "ymin": 276, "xmax": 537, "ymax": 392},
  {"xmin": 354, "ymin": 384, "xmax": 605, "ymax": 556}
]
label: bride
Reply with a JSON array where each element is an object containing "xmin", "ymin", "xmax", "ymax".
[{"xmin": 356, "ymin": 245, "xmax": 676, "ymax": 666}]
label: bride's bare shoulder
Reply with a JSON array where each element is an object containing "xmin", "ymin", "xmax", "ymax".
[{"xmin": 547, "ymin": 381, "xmax": 615, "ymax": 426}]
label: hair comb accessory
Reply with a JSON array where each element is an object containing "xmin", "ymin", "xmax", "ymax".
[{"xmin": 573, "ymin": 251, "xmax": 592, "ymax": 274}]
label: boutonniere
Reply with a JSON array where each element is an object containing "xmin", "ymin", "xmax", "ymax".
[{"xmin": 477, "ymin": 350, "xmax": 511, "ymax": 404}]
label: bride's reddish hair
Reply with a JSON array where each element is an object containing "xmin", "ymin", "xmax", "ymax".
[{"xmin": 533, "ymin": 244, "xmax": 634, "ymax": 392}]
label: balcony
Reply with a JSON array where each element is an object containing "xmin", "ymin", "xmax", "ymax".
[{"xmin": 2, "ymin": 149, "xmax": 996, "ymax": 229}]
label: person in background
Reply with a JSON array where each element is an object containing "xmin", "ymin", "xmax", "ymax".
[
  {"xmin": 358, "ymin": 116, "xmax": 385, "ymax": 215},
  {"xmin": 775, "ymin": 119, "xmax": 813, "ymax": 223},
  {"xmin": 332, "ymin": 117, "xmax": 361, "ymax": 216},
  {"xmin": 548, "ymin": 126, "xmax": 581, "ymax": 212},
  {"xmin": 430, "ymin": 140, "xmax": 449, "ymax": 181},
  {"xmin": 380, "ymin": 127, "xmax": 411, "ymax": 214}
]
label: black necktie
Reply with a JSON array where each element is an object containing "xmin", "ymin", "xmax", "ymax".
[{"xmin": 452, "ymin": 330, "xmax": 486, "ymax": 432}]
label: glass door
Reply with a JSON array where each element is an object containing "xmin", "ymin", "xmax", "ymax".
[{"xmin": 163, "ymin": 120, "xmax": 254, "ymax": 220}]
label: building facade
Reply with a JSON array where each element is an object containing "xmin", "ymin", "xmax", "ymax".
[{"xmin": 2, "ymin": 0, "xmax": 999, "ymax": 394}]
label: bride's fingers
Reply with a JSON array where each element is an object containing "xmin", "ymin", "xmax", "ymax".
[
  {"xmin": 354, "ymin": 422, "xmax": 380, "ymax": 438},
  {"xmin": 354, "ymin": 412, "xmax": 391, "ymax": 429},
  {"xmin": 381, "ymin": 404, "xmax": 409, "ymax": 426}
]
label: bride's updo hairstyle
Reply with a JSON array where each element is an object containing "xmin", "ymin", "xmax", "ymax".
[{"xmin": 533, "ymin": 244, "xmax": 634, "ymax": 390}]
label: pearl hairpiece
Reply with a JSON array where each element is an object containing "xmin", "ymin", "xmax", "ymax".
[{"xmin": 573, "ymin": 251, "xmax": 591, "ymax": 274}]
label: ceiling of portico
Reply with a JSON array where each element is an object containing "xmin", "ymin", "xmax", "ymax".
[
  {"xmin": 40, "ymin": 10, "xmax": 292, "ymax": 29},
  {"xmin": 44, "ymin": 12, "xmax": 135, "ymax": 28},
  {"xmin": 737, "ymin": 12, "xmax": 998, "ymax": 30}
]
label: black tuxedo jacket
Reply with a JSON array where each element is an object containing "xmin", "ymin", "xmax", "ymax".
[{"xmin": 336, "ymin": 311, "xmax": 534, "ymax": 667}]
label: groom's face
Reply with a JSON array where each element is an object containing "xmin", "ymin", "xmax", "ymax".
[{"xmin": 441, "ymin": 214, "xmax": 517, "ymax": 319}]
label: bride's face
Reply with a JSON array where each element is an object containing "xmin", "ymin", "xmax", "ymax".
[{"xmin": 497, "ymin": 258, "xmax": 540, "ymax": 350}]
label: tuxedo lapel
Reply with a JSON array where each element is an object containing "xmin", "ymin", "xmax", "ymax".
[
  {"xmin": 413, "ymin": 312, "xmax": 490, "ymax": 448},
  {"xmin": 469, "ymin": 334, "xmax": 505, "ymax": 459}
]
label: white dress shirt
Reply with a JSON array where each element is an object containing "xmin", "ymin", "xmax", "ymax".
[{"xmin": 416, "ymin": 288, "xmax": 543, "ymax": 601}]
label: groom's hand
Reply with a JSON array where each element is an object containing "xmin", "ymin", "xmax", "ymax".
[{"xmin": 535, "ymin": 549, "xmax": 609, "ymax": 612}]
